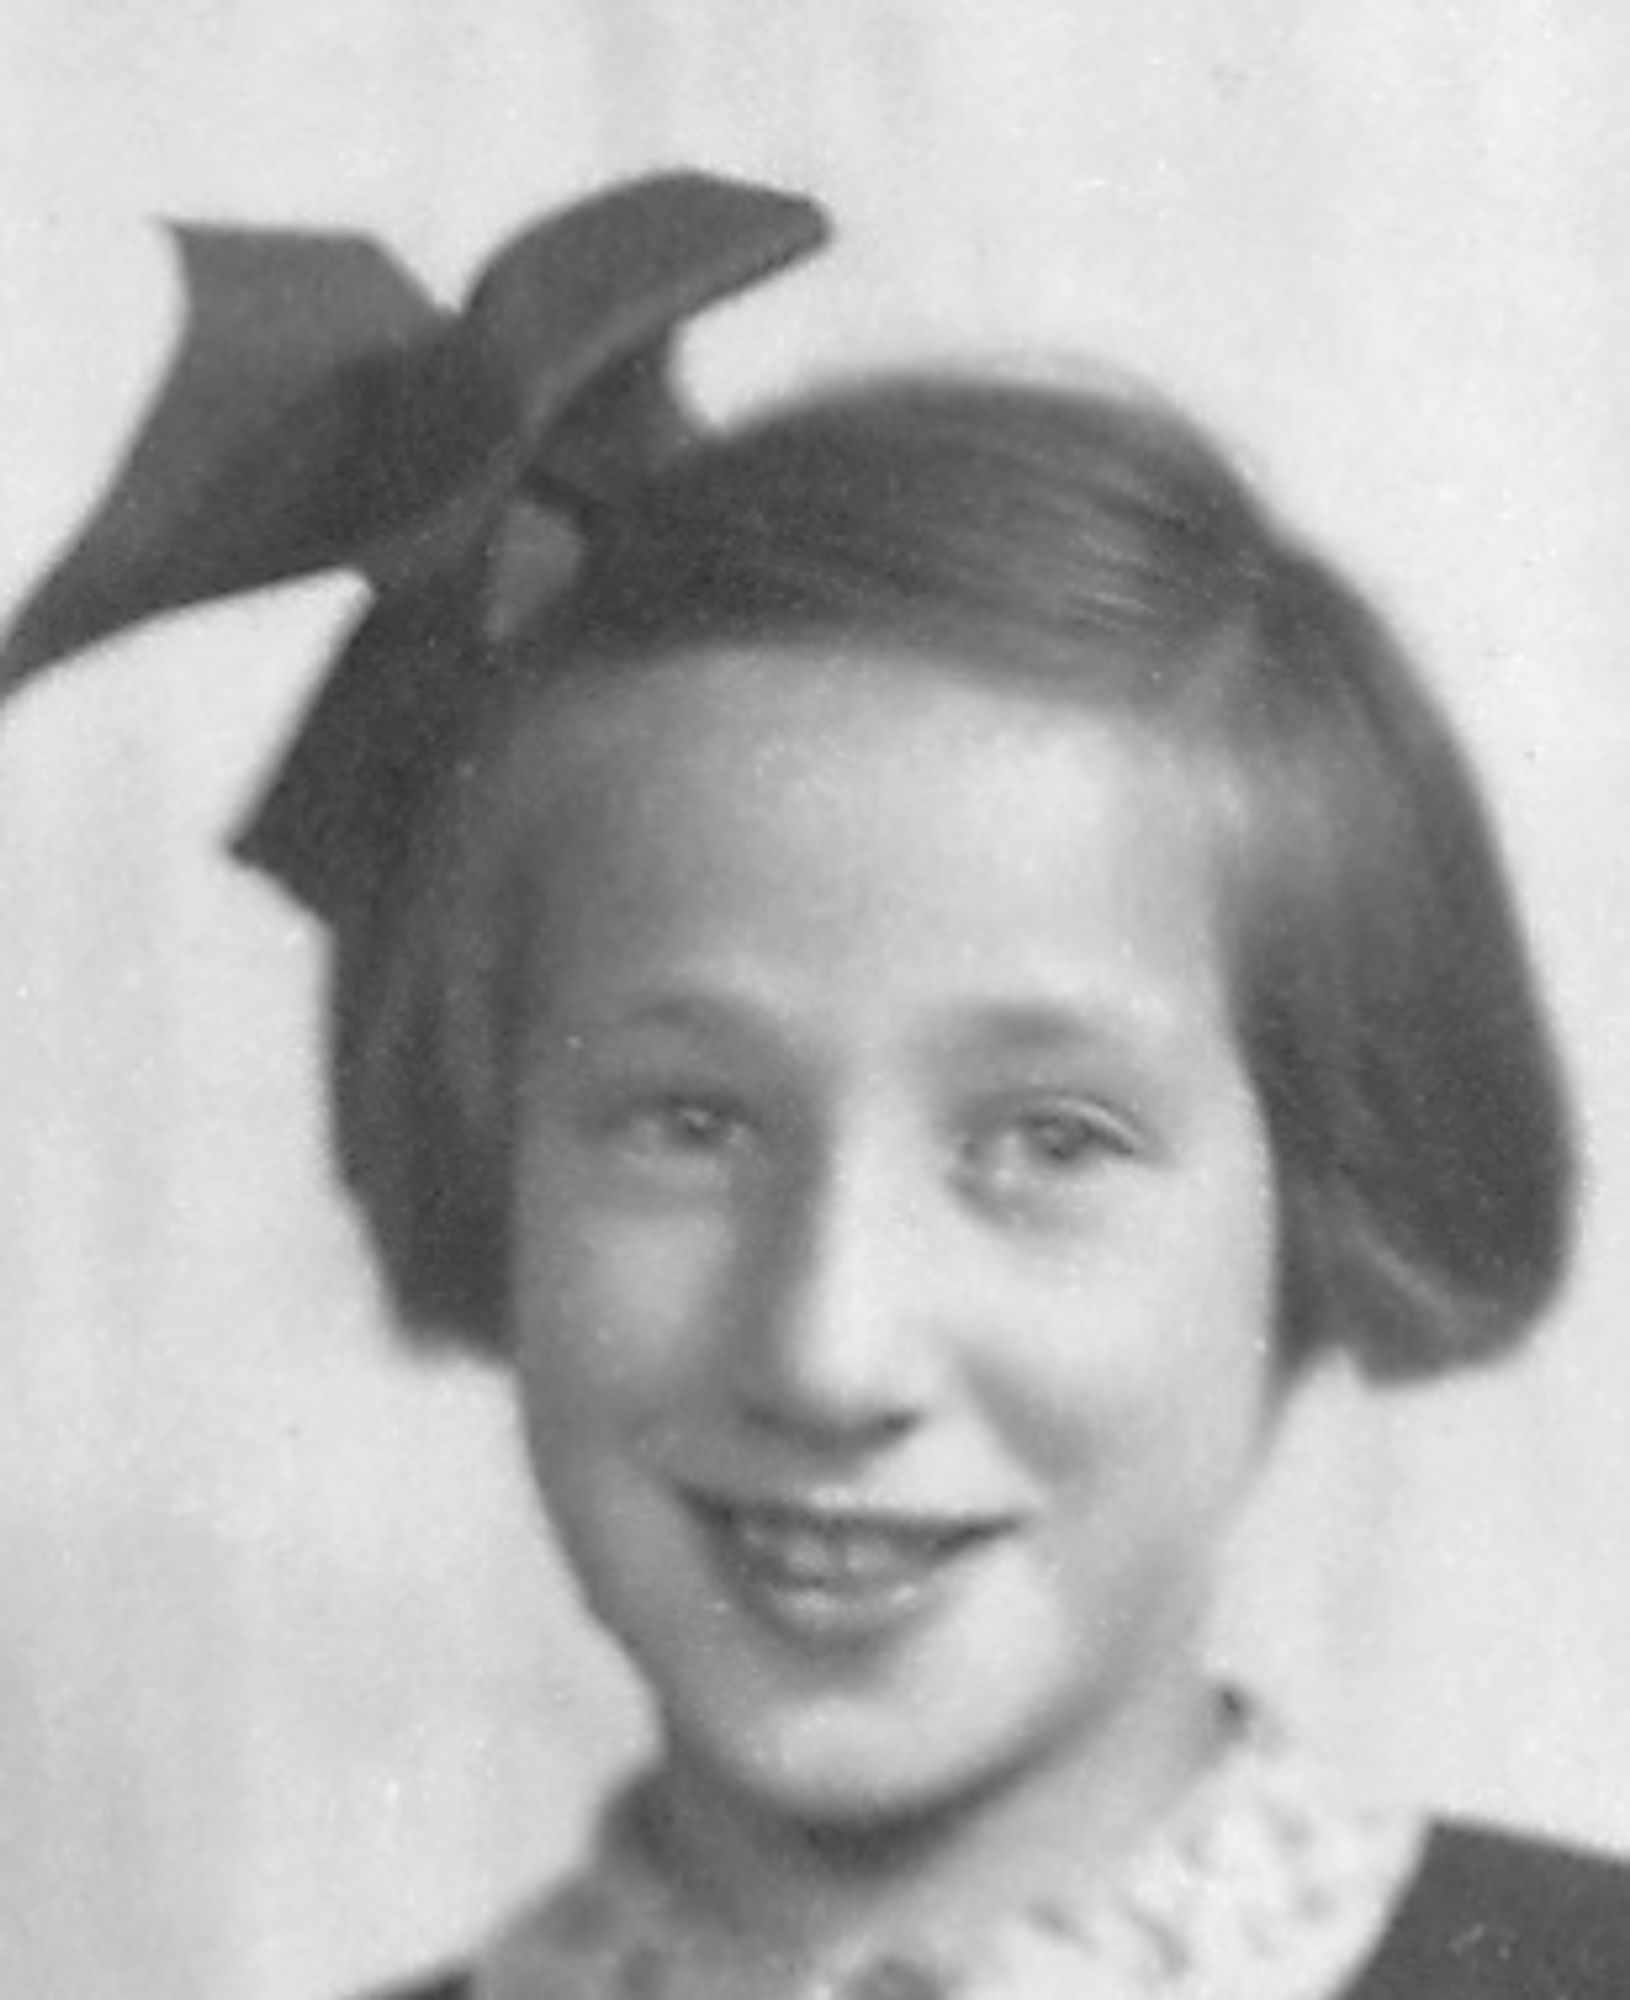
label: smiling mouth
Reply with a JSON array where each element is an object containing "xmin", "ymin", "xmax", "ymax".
[{"xmin": 689, "ymin": 1496, "xmax": 1012, "ymax": 1640}]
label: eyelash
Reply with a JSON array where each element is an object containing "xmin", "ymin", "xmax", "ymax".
[
  {"xmin": 965, "ymin": 1102, "xmax": 1140, "ymax": 1188},
  {"xmin": 591, "ymin": 1087, "xmax": 1139, "ymax": 1207},
  {"xmin": 607, "ymin": 1090, "xmax": 755, "ymax": 1162}
]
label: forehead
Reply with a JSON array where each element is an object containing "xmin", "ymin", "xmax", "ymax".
[{"xmin": 486, "ymin": 641, "xmax": 1241, "ymax": 1046}]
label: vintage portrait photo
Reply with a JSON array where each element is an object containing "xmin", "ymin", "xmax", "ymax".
[{"xmin": 1, "ymin": 5, "xmax": 1627, "ymax": 1995}]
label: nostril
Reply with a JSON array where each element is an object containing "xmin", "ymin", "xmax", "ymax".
[
  {"xmin": 737, "ymin": 1383, "xmax": 922, "ymax": 1452},
  {"xmin": 731, "ymin": 1282, "xmax": 932, "ymax": 1444}
]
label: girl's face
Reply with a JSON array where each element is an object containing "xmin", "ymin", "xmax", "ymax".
[{"xmin": 508, "ymin": 642, "xmax": 1278, "ymax": 1846}]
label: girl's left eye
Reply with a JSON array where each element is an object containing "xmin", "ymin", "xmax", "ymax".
[{"xmin": 964, "ymin": 1102, "xmax": 1139, "ymax": 1198}]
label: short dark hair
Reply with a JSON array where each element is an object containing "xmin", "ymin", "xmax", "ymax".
[{"xmin": 330, "ymin": 371, "xmax": 1575, "ymax": 1376}]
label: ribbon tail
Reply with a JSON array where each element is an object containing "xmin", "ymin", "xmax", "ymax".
[{"xmin": 1, "ymin": 224, "xmax": 442, "ymax": 690}]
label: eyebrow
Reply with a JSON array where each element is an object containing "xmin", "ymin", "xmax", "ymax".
[
  {"xmin": 566, "ymin": 984, "xmax": 1198, "ymax": 1070},
  {"xmin": 929, "ymin": 993, "xmax": 1198, "ymax": 1069},
  {"xmin": 551, "ymin": 988, "xmax": 790, "ymax": 1057}
]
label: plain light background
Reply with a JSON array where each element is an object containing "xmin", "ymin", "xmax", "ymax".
[{"xmin": 1, "ymin": 3, "xmax": 1629, "ymax": 1995}]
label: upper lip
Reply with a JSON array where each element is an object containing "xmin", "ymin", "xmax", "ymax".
[{"xmin": 681, "ymin": 1488, "xmax": 1020, "ymax": 1539}]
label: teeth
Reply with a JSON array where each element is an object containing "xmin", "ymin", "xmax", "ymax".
[{"xmin": 721, "ymin": 1510, "xmax": 967, "ymax": 1588}]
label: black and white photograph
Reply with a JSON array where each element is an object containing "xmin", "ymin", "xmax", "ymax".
[{"xmin": 2, "ymin": 6, "xmax": 1628, "ymax": 1995}]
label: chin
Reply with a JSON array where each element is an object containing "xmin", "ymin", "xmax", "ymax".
[{"xmin": 678, "ymin": 1686, "xmax": 1056, "ymax": 1840}]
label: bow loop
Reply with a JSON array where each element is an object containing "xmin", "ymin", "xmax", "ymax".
[
  {"xmin": 0, "ymin": 226, "xmax": 442, "ymax": 683},
  {"xmin": 0, "ymin": 172, "xmax": 830, "ymax": 921}
]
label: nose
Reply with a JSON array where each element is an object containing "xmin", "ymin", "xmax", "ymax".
[{"xmin": 728, "ymin": 1139, "xmax": 940, "ymax": 1450}]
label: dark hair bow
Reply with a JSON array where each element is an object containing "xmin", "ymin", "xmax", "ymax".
[{"xmin": 0, "ymin": 172, "xmax": 829, "ymax": 922}]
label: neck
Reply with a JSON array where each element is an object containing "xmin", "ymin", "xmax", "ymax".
[{"xmin": 640, "ymin": 1671, "xmax": 1230, "ymax": 1966}]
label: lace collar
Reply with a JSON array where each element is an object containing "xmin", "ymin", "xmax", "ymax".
[{"xmin": 475, "ymin": 1700, "xmax": 1424, "ymax": 2000}]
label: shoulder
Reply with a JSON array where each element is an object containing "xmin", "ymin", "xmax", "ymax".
[{"xmin": 1346, "ymin": 1816, "xmax": 1630, "ymax": 1999}]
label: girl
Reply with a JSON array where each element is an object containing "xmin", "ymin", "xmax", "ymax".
[{"xmin": 6, "ymin": 173, "xmax": 1627, "ymax": 1999}]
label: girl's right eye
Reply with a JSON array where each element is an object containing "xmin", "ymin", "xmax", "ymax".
[{"xmin": 603, "ymin": 1091, "xmax": 755, "ymax": 1172}]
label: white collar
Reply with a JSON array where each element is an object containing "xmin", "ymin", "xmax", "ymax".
[{"xmin": 476, "ymin": 1698, "xmax": 1424, "ymax": 2000}]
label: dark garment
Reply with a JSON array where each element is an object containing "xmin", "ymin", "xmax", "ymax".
[
  {"xmin": 1344, "ymin": 1820, "xmax": 1630, "ymax": 1998},
  {"xmin": 366, "ymin": 1819, "xmax": 1630, "ymax": 2000}
]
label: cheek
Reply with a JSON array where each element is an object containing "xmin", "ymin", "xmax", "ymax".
[
  {"xmin": 983, "ymin": 1171, "xmax": 1277, "ymax": 1490},
  {"xmin": 509, "ymin": 1173, "xmax": 734, "ymax": 1451}
]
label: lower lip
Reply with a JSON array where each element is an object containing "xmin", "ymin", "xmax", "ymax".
[{"xmin": 693, "ymin": 1505, "xmax": 1005, "ymax": 1649}]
